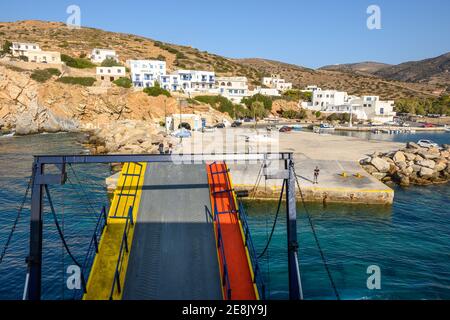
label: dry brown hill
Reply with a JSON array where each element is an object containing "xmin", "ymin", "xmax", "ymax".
[
  {"xmin": 235, "ymin": 58, "xmax": 441, "ymax": 99},
  {"xmin": 0, "ymin": 20, "xmax": 445, "ymax": 99}
]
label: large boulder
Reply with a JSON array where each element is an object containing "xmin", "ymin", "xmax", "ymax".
[
  {"xmin": 371, "ymin": 157, "xmax": 390, "ymax": 173},
  {"xmin": 393, "ymin": 151, "xmax": 406, "ymax": 163},
  {"xmin": 420, "ymin": 167, "xmax": 434, "ymax": 177},
  {"xmin": 404, "ymin": 152, "xmax": 416, "ymax": 161},
  {"xmin": 15, "ymin": 112, "xmax": 39, "ymax": 135},
  {"xmin": 418, "ymin": 159, "xmax": 435, "ymax": 169},
  {"xmin": 372, "ymin": 172, "xmax": 387, "ymax": 180},
  {"xmin": 407, "ymin": 142, "xmax": 420, "ymax": 149},
  {"xmin": 435, "ymin": 160, "xmax": 448, "ymax": 172},
  {"xmin": 419, "ymin": 150, "xmax": 440, "ymax": 160}
]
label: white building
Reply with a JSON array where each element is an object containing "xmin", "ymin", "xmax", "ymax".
[
  {"xmin": 216, "ymin": 76, "xmax": 250, "ymax": 103},
  {"xmin": 302, "ymin": 90, "xmax": 348, "ymax": 111},
  {"xmin": 10, "ymin": 42, "xmax": 41, "ymax": 57},
  {"xmin": 166, "ymin": 114, "xmax": 203, "ymax": 131},
  {"xmin": 175, "ymin": 70, "xmax": 216, "ymax": 93},
  {"xmin": 252, "ymin": 87, "xmax": 280, "ymax": 97},
  {"xmin": 301, "ymin": 85, "xmax": 321, "ymax": 93},
  {"xmin": 25, "ymin": 51, "xmax": 61, "ymax": 64},
  {"xmin": 262, "ymin": 74, "xmax": 292, "ymax": 92},
  {"xmin": 360, "ymin": 96, "xmax": 396, "ymax": 123},
  {"xmin": 128, "ymin": 60, "xmax": 167, "ymax": 88},
  {"xmin": 158, "ymin": 74, "xmax": 181, "ymax": 91},
  {"xmin": 302, "ymin": 90, "xmax": 396, "ymax": 122},
  {"xmin": 96, "ymin": 67, "xmax": 126, "ymax": 82},
  {"xmin": 91, "ymin": 48, "xmax": 119, "ymax": 64}
]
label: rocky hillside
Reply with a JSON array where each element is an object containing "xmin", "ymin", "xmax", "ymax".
[
  {"xmin": 319, "ymin": 61, "xmax": 391, "ymax": 75},
  {"xmin": 236, "ymin": 58, "xmax": 441, "ymax": 99},
  {"xmin": 319, "ymin": 53, "xmax": 450, "ymax": 94},
  {"xmin": 0, "ymin": 20, "xmax": 265, "ymax": 86},
  {"xmin": 0, "ymin": 20, "xmax": 445, "ymax": 98},
  {"xmin": 0, "ymin": 64, "xmax": 229, "ymax": 153},
  {"xmin": 374, "ymin": 52, "xmax": 450, "ymax": 87}
]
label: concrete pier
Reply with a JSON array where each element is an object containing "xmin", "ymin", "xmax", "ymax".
[{"xmin": 229, "ymin": 159, "xmax": 394, "ymax": 205}]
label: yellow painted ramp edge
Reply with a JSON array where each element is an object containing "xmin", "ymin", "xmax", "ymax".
[{"xmin": 83, "ymin": 162, "xmax": 146, "ymax": 300}]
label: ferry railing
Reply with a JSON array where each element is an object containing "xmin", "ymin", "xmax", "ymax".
[
  {"xmin": 109, "ymin": 206, "xmax": 134, "ymax": 300},
  {"xmin": 74, "ymin": 205, "xmax": 108, "ymax": 300},
  {"xmin": 213, "ymin": 201, "xmax": 232, "ymax": 300},
  {"xmin": 237, "ymin": 201, "xmax": 266, "ymax": 300},
  {"xmin": 111, "ymin": 162, "xmax": 143, "ymax": 220}
]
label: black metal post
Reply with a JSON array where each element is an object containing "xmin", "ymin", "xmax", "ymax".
[
  {"xmin": 27, "ymin": 160, "xmax": 44, "ymax": 300},
  {"xmin": 285, "ymin": 159, "xmax": 302, "ymax": 300}
]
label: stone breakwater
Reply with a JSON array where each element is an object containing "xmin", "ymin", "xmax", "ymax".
[{"xmin": 360, "ymin": 142, "xmax": 450, "ymax": 186}]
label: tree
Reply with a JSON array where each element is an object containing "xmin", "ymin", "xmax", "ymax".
[
  {"xmin": 101, "ymin": 58, "xmax": 122, "ymax": 67},
  {"xmin": 242, "ymin": 94, "xmax": 273, "ymax": 111},
  {"xmin": 113, "ymin": 77, "xmax": 132, "ymax": 88},
  {"xmin": 250, "ymin": 101, "xmax": 266, "ymax": 128},
  {"xmin": 1, "ymin": 40, "xmax": 12, "ymax": 55}
]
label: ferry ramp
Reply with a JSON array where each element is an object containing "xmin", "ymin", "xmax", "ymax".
[{"xmin": 122, "ymin": 163, "xmax": 223, "ymax": 300}]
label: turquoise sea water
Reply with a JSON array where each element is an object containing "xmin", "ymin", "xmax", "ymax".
[{"xmin": 0, "ymin": 131, "xmax": 449, "ymax": 300}]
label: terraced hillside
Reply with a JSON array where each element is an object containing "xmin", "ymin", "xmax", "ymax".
[{"xmin": 0, "ymin": 20, "xmax": 444, "ymax": 100}]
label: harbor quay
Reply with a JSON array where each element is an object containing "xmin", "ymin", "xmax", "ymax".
[{"xmin": 107, "ymin": 128, "xmax": 403, "ymax": 204}]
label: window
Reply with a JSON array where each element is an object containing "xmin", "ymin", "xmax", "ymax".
[{"xmin": 380, "ymin": 108, "xmax": 384, "ymax": 114}]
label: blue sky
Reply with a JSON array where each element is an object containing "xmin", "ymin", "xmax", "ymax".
[{"xmin": 0, "ymin": 0, "xmax": 449, "ymax": 68}]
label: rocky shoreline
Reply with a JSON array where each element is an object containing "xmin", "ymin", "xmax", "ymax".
[{"xmin": 361, "ymin": 142, "xmax": 450, "ymax": 186}]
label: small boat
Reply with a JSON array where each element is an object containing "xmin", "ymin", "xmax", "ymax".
[
  {"xmin": 172, "ymin": 128, "xmax": 192, "ymax": 138},
  {"xmin": 290, "ymin": 124, "xmax": 303, "ymax": 131},
  {"xmin": 313, "ymin": 123, "xmax": 335, "ymax": 133}
]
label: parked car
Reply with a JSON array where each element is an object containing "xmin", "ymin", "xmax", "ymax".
[
  {"xmin": 202, "ymin": 126, "xmax": 215, "ymax": 133},
  {"xmin": 279, "ymin": 126, "xmax": 292, "ymax": 133},
  {"xmin": 417, "ymin": 139, "xmax": 439, "ymax": 149},
  {"xmin": 214, "ymin": 123, "xmax": 226, "ymax": 129},
  {"xmin": 231, "ymin": 121, "xmax": 242, "ymax": 127},
  {"xmin": 419, "ymin": 122, "xmax": 435, "ymax": 128}
]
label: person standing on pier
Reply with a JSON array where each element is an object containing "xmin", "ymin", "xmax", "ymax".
[
  {"xmin": 158, "ymin": 142, "xmax": 164, "ymax": 154},
  {"xmin": 313, "ymin": 166, "xmax": 320, "ymax": 184}
]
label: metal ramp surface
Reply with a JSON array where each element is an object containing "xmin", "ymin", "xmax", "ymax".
[{"xmin": 122, "ymin": 163, "xmax": 223, "ymax": 300}]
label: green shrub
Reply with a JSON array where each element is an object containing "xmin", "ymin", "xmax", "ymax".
[
  {"xmin": 61, "ymin": 54, "xmax": 95, "ymax": 69},
  {"xmin": 242, "ymin": 94, "xmax": 273, "ymax": 111},
  {"xmin": 143, "ymin": 83, "xmax": 171, "ymax": 97},
  {"xmin": 30, "ymin": 68, "xmax": 61, "ymax": 83},
  {"xmin": 194, "ymin": 95, "xmax": 244, "ymax": 119},
  {"xmin": 57, "ymin": 76, "xmax": 96, "ymax": 86},
  {"xmin": 19, "ymin": 55, "xmax": 28, "ymax": 62},
  {"xmin": 113, "ymin": 77, "xmax": 132, "ymax": 88},
  {"xmin": 101, "ymin": 58, "xmax": 122, "ymax": 67},
  {"xmin": 45, "ymin": 68, "xmax": 61, "ymax": 76},
  {"xmin": 282, "ymin": 109, "xmax": 306, "ymax": 119},
  {"xmin": 1, "ymin": 40, "xmax": 12, "ymax": 54}
]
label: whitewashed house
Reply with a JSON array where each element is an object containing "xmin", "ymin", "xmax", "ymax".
[
  {"xmin": 252, "ymin": 87, "xmax": 280, "ymax": 97},
  {"xmin": 26, "ymin": 51, "xmax": 61, "ymax": 64},
  {"xmin": 166, "ymin": 114, "xmax": 203, "ymax": 131},
  {"xmin": 10, "ymin": 42, "xmax": 61, "ymax": 64},
  {"xmin": 302, "ymin": 89, "xmax": 348, "ymax": 111},
  {"xmin": 216, "ymin": 76, "xmax": 250, "ymax": 103},
  {"xmin": 302, "ymin": 89, "xmax": 396, "ymax": 122},
  {"xmin": 175, "ymin": 70, "xmax": 216, "ymax": 93},
  {"xmin": 96, "ymin": 67, "xmax": 126, "ymax": 82},
  {"xmin": 301, "ymin": 85, "xmax": 321, "ymax": 93},
  {"xmin": 262, "ymin": 74, "xmax": 292, "ymax": 92},
  {"xmin": 91, "ymin": 48, "xmax": 119, "ymax": 64},
  {"xmin": 128, "ymin": 60, "xmax": 167, "ymax": 88},
  {"xmin": 10, "ymin": 42, "xmax": 41, "ymax": 56},
  {"xmin": 158, "ymin": 74, "xmax": 181, "ymax": 91}
]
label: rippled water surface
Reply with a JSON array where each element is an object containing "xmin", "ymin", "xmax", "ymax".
[{"xmin": 0, "ymin": 131, "xmax": 449, "ymax": 299}]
